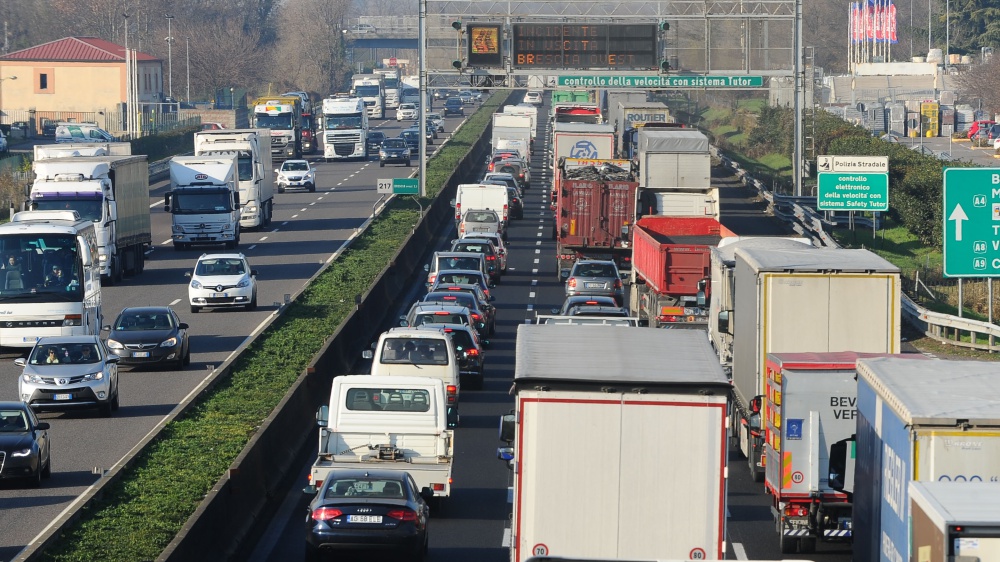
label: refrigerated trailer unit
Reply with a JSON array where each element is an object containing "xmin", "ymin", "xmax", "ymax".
[
  {"xmin": 503, "ymin": 325, "xmax": 730, "ymax": 562},
  {"xmin": 850, "ymin": 357, "xmax": 1000, "ymax": 562},
  {"xmin": 910, "ymin": 481, "xmax": 1000, "ymax": 562}
]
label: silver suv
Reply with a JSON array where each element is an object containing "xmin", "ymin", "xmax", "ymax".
[{"xmin": 16, "ymin": 336, "xmax": 120, "ymax": 417}]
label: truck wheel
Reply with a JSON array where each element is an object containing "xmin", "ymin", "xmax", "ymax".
[
  {"xmin": 779, "ymin": 532, "xmax": 798, "ymax": 554},
  {"xmin": 799, "ymin": 538, "xmax": 816, "ymax": 553},
  {"xmin": 749, "ymin": 441, "xmax": 765, "ymax": 483},
  {"xmin": 113, "ymin": 253, "xmax": 124, "ymax": 283}
]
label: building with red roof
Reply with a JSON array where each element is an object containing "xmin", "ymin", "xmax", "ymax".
[{"xmin": 0, "ymin": 37, "xmax": 163, "ymax": 132}]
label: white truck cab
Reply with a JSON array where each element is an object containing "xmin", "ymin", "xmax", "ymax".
[{"xmin": 310, "ymin": 375, "xmax": 455, "ymax": 498}]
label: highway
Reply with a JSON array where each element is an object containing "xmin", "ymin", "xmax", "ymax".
[
  {"xmin": 0, "ymin": 115, "xmax": 459, "ymax": 560},
  {"xmin": 0, "ymin": 95, "xmax": 861, "ymax": 562},
  {"xmin": 245, "ymin": 101, "xmax": 855, "ymax": 562}
]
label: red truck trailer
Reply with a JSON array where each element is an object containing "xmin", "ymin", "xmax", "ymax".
[
  {"xmin": 553, "ymin": 160, "xmax": 637, "ymax": 281},
  {"xmin": 629, "ymin": 216, "xmax": 734, "ymax": 328}
]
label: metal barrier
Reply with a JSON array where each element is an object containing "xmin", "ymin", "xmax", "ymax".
[{"xmin": 713, "ymin": 145, "xmax": 997, "ymax": 353}]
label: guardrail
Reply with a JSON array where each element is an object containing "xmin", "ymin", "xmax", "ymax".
[{"xmin": 713, "ymin": 146, "xmax": 998, "ymax": 353}]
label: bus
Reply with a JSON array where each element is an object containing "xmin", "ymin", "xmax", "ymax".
[{"xmin": 0, "ymin": 210, "xmax": 102, "ymax": 347}]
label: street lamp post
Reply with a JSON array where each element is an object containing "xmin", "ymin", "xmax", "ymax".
[
  {"xmin": 165, "ymin": 15, "xmax": 175, "ymax": 99},
  {"xmin": 185, "ymin": 37, "xmax": 190, "ymax": 103}
]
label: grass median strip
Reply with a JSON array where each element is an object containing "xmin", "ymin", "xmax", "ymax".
[{"xmin": 40, "ymin": 91, "xmax": 509, "ymax": 562}]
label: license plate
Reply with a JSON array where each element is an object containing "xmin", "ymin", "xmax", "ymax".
[
  {"xmin": 211, "ymin": 292, "xmax": 228, "ymax": 298},
  {"xmin": 54, "ymin": 393, "xmax": 72, "ymax": 401},
  {"xmin": 347, "ymin": 515, "xmax": 383, "ymax": 523},
  {"xmin": 585, "ymin": 282, "xmax": 605, "ymax": 288},
  {"xmin": 22, "ymin": 336, "xmax": 39, "ymax": 343},
  {"xmin": 474, "ymin": 227, "xmax": 491, "ymax": 232},
  {"xmin": 133, "ymin": 351, "xmax": 150, "ymax": 358}
]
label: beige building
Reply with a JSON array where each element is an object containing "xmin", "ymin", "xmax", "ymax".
[{"xmin": 0, "ymin": 36, "xmax": 163, "ymax": 132}]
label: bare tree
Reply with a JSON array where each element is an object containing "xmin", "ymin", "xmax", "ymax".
[
  {"xmin": 274, "ymin": 0, "xmax": 351, "ymax": 96},
  {"xmin": 186, "ymin": 16, "xmax": 270, "ymax": 96},
  {"xmin": 956, "ymin": 54, "xmax": 1000, "ymax": 115}
]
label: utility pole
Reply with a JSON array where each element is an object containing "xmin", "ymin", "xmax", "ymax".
[
  {"xmin": 185, "ymin": 37, "xmax": 190, "ymax": 103},
  {"xmin": 793, "ymin": 0, "xmax": 804, "ymax": 196},
  {"xmin": 165, "ymin": 15, "xmax": 175, "ymax": 98}
]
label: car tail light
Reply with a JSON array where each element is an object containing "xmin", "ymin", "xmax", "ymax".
[
  {"xmin": 470, "ymin": 312, "xmax": 482, "ymax": 321},
  {"xmin": 427, "ymin": 274, "xmax": 437, "ymax": 285},
  {"xmin": 585, "ymin": 301, "xmax": 600, "ymax": 305},
  {"xmin": 486, "ymin": 255, "xmax": 495, "ymax": 261},
  {"xmin": 442, "ymin": 296, "xmax": 457, "ymax": 301},
  {"xmin": 312, "ymin": 507, "xmax": 344, "ymax": 521},
  {"xmin": 434, "ymin": 311, "xmax": 451, "ymax": 315},
  {"xmin": 567, "ymin": 278, "xmax": 577, "ymax": 289},
  {"xmin": 465, "ymin": 348, "xmax": 479, "ymax": 357},
  {"xmin": 446, "ymin": 385, "xmax": 457, "ymax": 403},
  {"xmin": 387, "ymin": 509, "xmax": 418, "ymax": 521}
]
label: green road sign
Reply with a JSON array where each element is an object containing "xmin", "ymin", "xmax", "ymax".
[
  {"xmin": 377, "ymin": 178, "xmax": 419, "ymax": 195},
  {"xmin": 556, "ymin": 75, "xmax": 763, "ymax": 88},
  {"xmin": 943, "ymin": 168, "xmax": 1000, "ymax": 277},
  {"xmin": 817, "ymin": 172, "xmax": 889, "ymax": 211}
]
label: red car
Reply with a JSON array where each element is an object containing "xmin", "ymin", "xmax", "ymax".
[{"xmin": 967, "ymin": 120, "xmax": 996, "ymax": 139}]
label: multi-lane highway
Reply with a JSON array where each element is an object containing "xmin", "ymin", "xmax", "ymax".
[
  {"xmin": 3, "ymin": 94, "xmax": 860, "ymax": 562},
  {"xmin": 243, "ymin": 100, "xmax": 855, "ymax": 562},
  {"xmin": 0, "ymin": 115, "xmax": 460, "ymax": 560}
]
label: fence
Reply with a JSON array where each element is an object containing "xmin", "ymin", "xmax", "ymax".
[{"xmin": 2, "ymin": 106, "xmax": 198, "ymax": 139}]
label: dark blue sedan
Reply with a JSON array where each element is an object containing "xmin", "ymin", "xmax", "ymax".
[{"xmin": 304, "ymin": 468, "xmax": 432, "ymax": 560}]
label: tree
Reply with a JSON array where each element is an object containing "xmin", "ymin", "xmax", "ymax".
[
  {"xmin": 273, "ymin": 0, "xmax": 352, "ymax": 97},
  {"xmin": 956, "ymin": 54, "xmax": 1000, "ymax": 116}
]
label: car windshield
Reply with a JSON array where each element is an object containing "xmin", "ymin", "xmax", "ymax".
[
  {"xmin": 454, "ymin": 243, "xmax": 489, "ymax": 254},
  {"xmin": 574, "ymin": 263, "xmax": 617, "ymax": 277},
  {"xmin": 383, "ymin": 139, "xmax": 406, "ymax": 148},
  {"xmin": 29, "ymin": 343, "xmax": 100, "ymax": 365},
  {"xmin": 325, "ymin": 478, "xmax": 406, "ymax": 498},
  {"xmin": 466, "ymin": 211, "xmax": 498, "ymax": 223},
  {"xmin": 444, "ymin": 329, "xmax": 475, "ymax": 351},
  {"xmin": 195, "ymin": 258, "xmax": 246, "ymax": 276},
  {"xmin": 379, "ymin": 336, "xmax": 451, "ymax": 364},
  {"xmin": 282, "ymin": 161, "xmax": 309, "ymax": 172},
  {"xmin": 437, "ymin": 272, "xmax": 484, "ymax": 287},
  {"xmin": 0, "ymin": 410, "xmax": 27, "ymax": 431},
  {"xmin": 438, "ymin": 256, "xmax": 481, "ymax": 271},
  {"xmin": 345, "ymin": 386, "xmax": 432, "ymax": 412},
  {"xmin": 116, "ymin": 311, "xmax": 174, "ymax": 331}
]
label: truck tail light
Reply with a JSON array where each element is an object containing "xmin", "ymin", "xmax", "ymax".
[
  {"xmin": 432, "ymin": 483, "xmax": 445, "ymax": 491},
  {"xmin": 446, "ymin": 384, "xmax": 457, "ymax": 403},
  {"xmin": 312, "ymin": 507, "xmax": 343, "ymax": 521},
  {"xmin": 783, "ymin": 504, "xmax": 809, "ymax": 518},
  {"xmin": 387, "ymin": 508, "xmax": 418, "ymax": 521},
  {"xmin": 63, "ymin": 314, "xmax": 83, "ymax": 327},
  {"xmin": 455, "ymin": 203, "xmax": 461, "ymax": 221}
]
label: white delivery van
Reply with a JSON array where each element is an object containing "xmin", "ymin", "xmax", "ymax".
[
  {"xmin": 55, "ymin": 123, "xmax": 116, "ymax": 143},
  {"xmin": 453, "ymin": 183, "xmax": 510, "ymax": 229}
]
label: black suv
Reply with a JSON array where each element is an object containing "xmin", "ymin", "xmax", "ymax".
[
  {"xmin": 443, "ymin": 97, "xmax": 465, "ymax": 117},
  {"xmin": 366, "ymin": 131, "xmax": 386, "ymax": 157}
]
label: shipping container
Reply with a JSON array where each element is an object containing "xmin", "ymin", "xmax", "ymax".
[{"xmin": 910, "ymin": 481, "xmax": 1000, "ymax": 561}]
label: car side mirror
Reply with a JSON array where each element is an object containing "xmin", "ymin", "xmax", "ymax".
[
  {"xmin": 499, "ymin": 413, "xmax": 515, "ymax": 443},
  {"xmin": 251, "ymin": 270, "xmax": 259, "ymax": 277},
  {"xmin": 316, "ymin": 405, "xmax": 329, "ymax": 426},
  {"xmin": 423, "ymin": 264, "xmax": 430, "ymax": 272},
  {"xmin": 420, "ymin": 487, "xmax": 435, "ymax": 502},
  {"xmin": 497, "ymin": 447, "xmax": 514, "ymax": 469},
  {"xmin": 274, "ymin": 169, "xmax": 280, "ymax": 174},
  {"xmin": 36, "ymin": 422, "xmax": 50, "ymax": 431},
  {"xmin": 828, "ymin": 435, "xmax": 856, "ymax": 494},
  {"xmin": 101, "ymin": 324, "xmax": 111, "ymax": 332},
  {"xmin": 107, "ymin": 354, "xmax": 120, "ymax": 363},
  {"xmin": 14, "ymin": 358, "xmax": 25, "ymax": 367},
  {"xmin": 178, "ymin": 323, "xmax": 189, "ymax": 330},
  {"xmin": 362, "ymin": 350, "xmax": 374, "ymax": 360},
  {"xmin": 303, "ymin": 485, "xmax": 318, "ymax": 495}
]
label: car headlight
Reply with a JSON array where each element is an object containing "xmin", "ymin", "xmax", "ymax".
[
  {"xmin": 11, "ymin": 448, "xmax": 31, "ymax": 457},
  {"xmin": 160, "ymin": 336, "xmax": 179, "ymax": 348},
  {"xmin": 21, "ymin": 374, "xmax": 43, "ymax": 384},
  {"xmin": 83, "ymin": 371, "xmax": 104, "ymax": 381},
  {"xmin": 99, "ymin": 253, "xmax": 108, "ymax": 262},
  {"xmin": 380, "ymin": 150, "xmax": 387, "ymax": 156},
  {"xmin": 106, "ymin": 339, "xmax": 123, "ymax": 350},
  {"xmin": 190, "ymin": 279, "xmax": 203, "ymax": 289},
  {"xmin": 236, "ymin": 278, "xmax": 251, "ymax": 288}
]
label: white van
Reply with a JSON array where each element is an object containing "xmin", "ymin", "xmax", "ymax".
[
  {"xmin": 55, "ymin": 123, "xmax": 116, "ymax": 143},
  {"xmin": 363, "ymin": 327, "xmax": 461, "ymax": 411},
  {"xmin": 453, "ymin": 183, "xmax": 510, "ymax": 229}
]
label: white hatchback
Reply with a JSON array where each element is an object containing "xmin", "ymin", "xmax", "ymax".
[
  {"xmin": 397, "ymin": 103, "xmax": 418, "ymax": 121},
  {"xmin": 187, "ymin": 253, "xmax": 258, "ymax": 313}
]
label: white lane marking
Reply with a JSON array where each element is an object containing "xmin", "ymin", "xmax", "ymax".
[
  {"xmin": 169, "ymin": 298, "xmax": 181, "ymax": 306},
  {"xmin": 248, "ymin": 245, "xmax": 257, "ymax": 250},
  {"xmin": 526, "ymin": 305, "xmax": 533, "ymax": 311},
  {"xmin": 532, "ymin": 268, "xmax": 538, "ymax": 274},
  {"xmin": 317, "ymin": 196, "xmax": 324, "ymax": 200},
  {"xmin": 161, "ymin": 239, "xmax": 172, "ymax": 245},
  {"xmin": 529, "ymin": 292, "xmax": 535, "ymax": 298},
  {"xmin": 291, "ymin": 215, "xmax": 299, "ymax": 218},
  {"xmin": 531, "ymin": 280, "xmax": 538, "ymax": 286},
  {"xmin": 300, "ymin": 208, "xmax": 307, "ymax": 212},
  {"xmin": 534, "ymin": 249, "xmax": 540, "ymax": 254},
  {"xmin": 149, "ymin": 200, "xmax": 162, "ymax": 209},
  {"xmin": 536, "ymin": 241, "xmax": 541, "ymax": 246},
  {"xmin": 502, "ymin": 527, "xmax": 511, "ymax": 547},
  {"xmin": 309, "ymin": 202, "xmax": 316, "ymax": 206},
  {"xmin": 259, "ymin": 236, "xmax": 268, "ymax": 241},
  {"xmin": 537, "ymin": 232, "xmax": 542, "ymax": 237},
  {"xmin": 733, "ymin": 542, "xmax": 748, "ymax": 560},
  {"xmin": 538, "ymin": 219, "xmax": 544, "ymax": 223},
  {"xmin": 272, "ymin": 229, "xmax": 280, "ymax": 233},
  {"xmin": 282, "ymin": 221, "xmax": 289, "ymax": 225}
]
